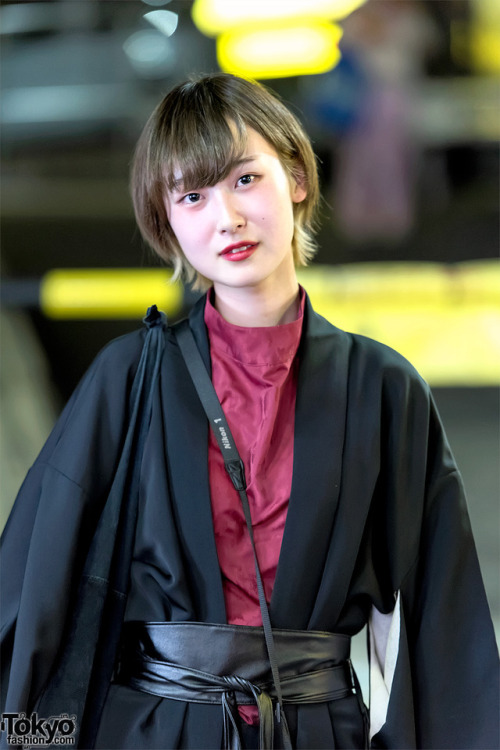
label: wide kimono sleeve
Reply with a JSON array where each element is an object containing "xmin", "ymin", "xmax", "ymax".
[
  {"xmin": 368, "ymin": 375, "xmax": 499, "ymax": 749},
  {"xmin": 0, "ymin": 330, "xmax": 145, "ymax": 718}
]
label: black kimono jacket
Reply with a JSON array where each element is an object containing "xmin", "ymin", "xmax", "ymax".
[{"xmin": 1, "ymin": 294, "xmax": 498, "ymax": 749}]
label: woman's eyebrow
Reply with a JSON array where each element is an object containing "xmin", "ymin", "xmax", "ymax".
[
  {"xmin": 232, "ymin": 155, "xmax": 258, "ymax": 167},
  {"xmin": 224, "ymin": 155, "xmax": 259, "ymax": 174}
]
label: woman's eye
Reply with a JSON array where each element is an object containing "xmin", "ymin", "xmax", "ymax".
[
  {"xmin": 181, "ymin": 192, "xmax": 201, "ymax": 204},
  {"xmin": 237, "ymin": 174, "xmax": 257, "ymax": 187}
]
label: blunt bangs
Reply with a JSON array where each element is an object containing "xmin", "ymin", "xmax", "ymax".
[{"xmin": 157, "ymin": 100, "xmax": 248, "ymax": 195}]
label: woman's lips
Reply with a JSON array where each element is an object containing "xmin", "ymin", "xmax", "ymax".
[{"xmin": 220, "ymin": 242, "xmax": 258, "ymax": 261}]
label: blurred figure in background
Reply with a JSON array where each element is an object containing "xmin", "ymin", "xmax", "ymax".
[{"xmin": 332, "ymin": 0, "xmax": 440, "ymax": 242}]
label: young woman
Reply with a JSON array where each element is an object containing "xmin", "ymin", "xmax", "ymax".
[{"xmin": 1, "ymin": 74, "xmax": 498, "ymax": 750}]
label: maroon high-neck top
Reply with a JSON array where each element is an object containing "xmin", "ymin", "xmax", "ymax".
[{"xmin": 204, "ymin": 289, "xmax": 305, "ymax": 724}]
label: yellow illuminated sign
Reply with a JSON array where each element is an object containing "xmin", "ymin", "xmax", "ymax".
[
  {"xmin": 191, "ymin": 0, "xmax": 364, "ymax": 79},
  {"xmin": 192, "ymin": 0, "xmax": 365, "ymax": 36},
  {"xmin": 297, "ymin": 260, "xmax": 500, "ymax": 387},
  {"xmin": 40, "ymin": 268, "xmax": 183, "ymax": 319},
  {"xmin": 217, "ymin": 21, "xmax": 343, "ymax": 79}
]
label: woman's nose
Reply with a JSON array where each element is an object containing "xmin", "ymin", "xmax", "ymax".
[{"xmin": 215, "ymin": 192, "xmax": 245, "ymax": 233}]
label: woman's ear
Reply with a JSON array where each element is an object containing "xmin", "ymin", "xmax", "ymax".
[{"xmin": 290, "ymin": 166, "xmax": 307, "ymax": 204}]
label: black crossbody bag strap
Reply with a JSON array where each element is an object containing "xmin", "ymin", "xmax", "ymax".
[{"xmin": 174, "ymin": 319, "xmax": 292, "ymax": 750}]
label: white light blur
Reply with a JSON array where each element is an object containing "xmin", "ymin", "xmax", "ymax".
[
  {"xmin": 123, "ymin": 30, "xmax": 175, "ymax": 77},
  {"xmin": 0, "ymin": 84, "xmax": 134, "ymax": 123},
  {"xmin": 141, "ymin": 0, "xmax": 172, "ymax": 6},
  {"xmin": 143, "ymin": 10, "xmax": 178, "ymax": 37}
]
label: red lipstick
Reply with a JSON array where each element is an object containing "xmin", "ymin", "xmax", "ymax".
[{"xmin": 220, "ymin": 241, "xmax": 258, "ymax": 261}]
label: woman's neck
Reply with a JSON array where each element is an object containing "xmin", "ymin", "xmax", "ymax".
[{"xmin": 212, "ymin": 277, "xmax": 300, "ymax": 327}]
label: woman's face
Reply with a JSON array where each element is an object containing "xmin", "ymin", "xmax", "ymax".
[{"xmin": 164, "ymin": 127, "xmax": 306, "ymax": 295}]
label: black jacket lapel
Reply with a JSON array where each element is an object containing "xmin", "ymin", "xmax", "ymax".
[{"xmin": 271, "ymin": 298, "xmax": 352, "ymax": 629}]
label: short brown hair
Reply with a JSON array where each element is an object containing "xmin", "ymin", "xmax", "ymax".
[{"xmin": 131, "ymin": 73, "xmax": 320, "ymax": 290}]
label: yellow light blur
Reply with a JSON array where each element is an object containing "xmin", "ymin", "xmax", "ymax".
[
  {"xmin": 297, "ymin": 260, "xmax": 500, "ymax": 387},
  {"xmin": 192, "ymin": 0, "xmax": 365, "ymax": 36},
  {"xmin": 35, "ymin": 261, "xmax": 500, "ymax": 385},
  {"xmin": 470, "ymin": 28, "xmax": 500, "ymax": 74},
  {"xmin": 451, "ymin": 0, "xmax": 500, "ymax": 74},
  {"xmin": 217, "ymin": 21, "xmax": 343, "ymax": 80},
  {"xmin": 40, "ymin": 268, "xmax": 183, "ymax": 319}
]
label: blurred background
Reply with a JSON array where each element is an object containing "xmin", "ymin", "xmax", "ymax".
[{"xmin": 1, "ymin": 0, "xmax": 499, "ymax": 674}]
